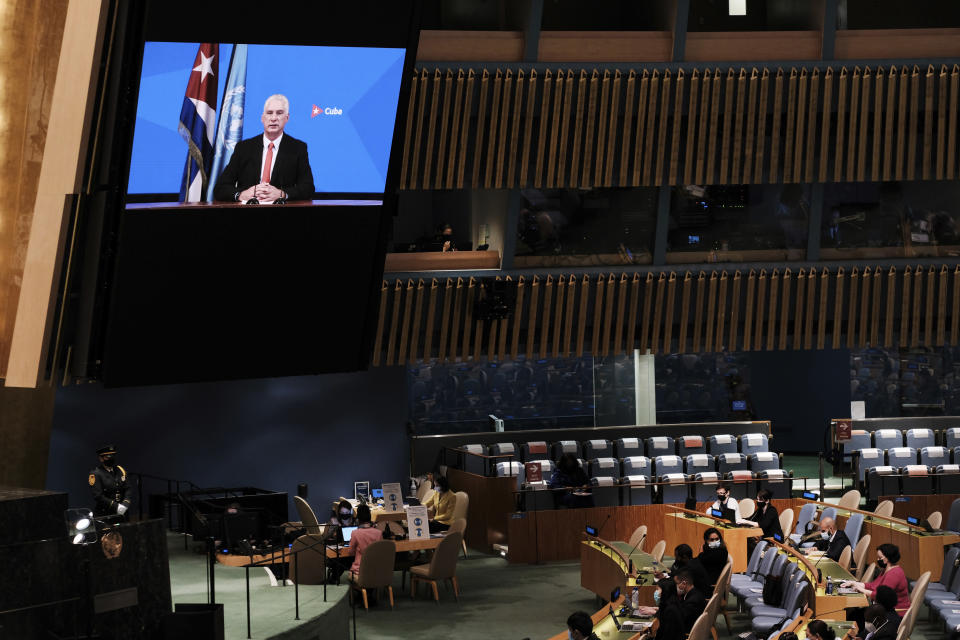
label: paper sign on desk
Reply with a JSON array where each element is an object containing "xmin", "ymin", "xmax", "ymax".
[
  {"xmin": 524, "ymin": 462, "xmax": 543, "ymax": 483},
  {"xmin": 382, "ymin": 483, "xmax": 403, "ymax": 512},
  {"xmin": 406, "ymin": 505, "xmax": 429, "ymax": 540}
]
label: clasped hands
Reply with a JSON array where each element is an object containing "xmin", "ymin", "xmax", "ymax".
[
  {"xmin": 239, "ymin": 182, "xmax": 284, "ymax": 202},
  {"xmin": 838, "ymin": 580, "xmax": 866, "ymax": 593}
]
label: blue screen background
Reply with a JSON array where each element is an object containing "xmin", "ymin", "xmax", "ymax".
[{"xmin": 128, "ymin": 42, "xmax": 406, "ymax": 195}]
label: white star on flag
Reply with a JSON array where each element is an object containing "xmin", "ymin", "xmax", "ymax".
[
  {"xmin": 193, "ymin": 52, "xmax": 216, "ymax": 82},
  {"xmin": 312, "ymin": 104, "xmax": 321, "ymax": 117}
]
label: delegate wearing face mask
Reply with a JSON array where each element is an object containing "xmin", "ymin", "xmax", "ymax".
[{"xmin": 705, "ymin": 487, "xmax": 747, "ymax": 524}]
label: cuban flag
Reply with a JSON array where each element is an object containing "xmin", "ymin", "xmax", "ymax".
[
  {"xmin": 206, "ymin": 44, "xmax": 248, "ymax": 202},
  {"xmin": 178, "ymin": 43, "xmax": 218, "ymax": 202}
]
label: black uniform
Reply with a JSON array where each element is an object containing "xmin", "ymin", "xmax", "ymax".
[{"xmin": 90, "ymin": 464, "xmax": 133, "ymax": 517}]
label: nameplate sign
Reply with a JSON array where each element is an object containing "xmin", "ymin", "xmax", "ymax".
[
  {"xmin": 406, "ymin": 505, "xmax": 429, "ymax": 540},
  {"xmin": 382, "ymin": 483, "xmax": 403, "ymax": 512}
]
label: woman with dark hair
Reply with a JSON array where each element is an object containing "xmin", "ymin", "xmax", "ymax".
[
  {"xmin": 329, "ymin": 499, "xmax": 356, "ymax": 527},
  {"xmin": 548, "ymin": 452, "xmax": 593, "ymax": 508},
  {"xmin": 424, "ymin": 475, "xmax": 457, "ymax": 533},
  {"xmin": 806, "ymin": 620, "xmax": 837, "ymax": 640},
  {"xmin": 746, "ymin": 489, "xmax": 783, "ymax": 538},
  {"xmin": 638, "ymin": 578, "xmax": 685, "ymax": 640},
  {"xmin": 697, "ymin": 527, "xmax": 728, "ymax": 588},
  {"xmin": 841, "ymin": 543, "xmax": 910, "ymax": 612}
]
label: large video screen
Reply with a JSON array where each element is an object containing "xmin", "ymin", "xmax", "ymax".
[{"xmin": 128, "ymin": 42, "xmax": 405, "ymax": 197}]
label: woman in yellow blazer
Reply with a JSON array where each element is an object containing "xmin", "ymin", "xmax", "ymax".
[{"xmin": 424, "ymin": 475, "xmax": 457, "ymax": 533}]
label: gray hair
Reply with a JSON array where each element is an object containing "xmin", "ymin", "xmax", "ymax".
[{"xmin": 263, "ymin": 94, "xmax": 290, "ymax": 113}]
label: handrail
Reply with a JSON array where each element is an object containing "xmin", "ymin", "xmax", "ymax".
[
  {"xmin": 764, "ymin": 537, "xmax": 824, "ymax": 587},
  {"xmin": 445, "ymin": 446, "xmax": 517, "ymax": 460},
  {"xmin": 797, "ymin": 497, "xmax": 922, "ymax": 530}
]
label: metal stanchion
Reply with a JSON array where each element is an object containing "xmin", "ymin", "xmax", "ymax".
[
  {"xmin": 245, "ymin": 566, "xmax": 251, "ymax": 639},
  {"xmin": 818, "ymin": 453, "xmax": 824, "ymax": 496},
  {"xmin": 294, "ymin": 550, "xmax": 300, "ymax": 620}
]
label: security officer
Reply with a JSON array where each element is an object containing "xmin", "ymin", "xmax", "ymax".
[{"xmin": 90, "ymin": 445, "xmax": 133, "ymax": 518}]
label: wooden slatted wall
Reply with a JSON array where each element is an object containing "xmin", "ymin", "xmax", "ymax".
[
  {"xmin": 372, "ymin": 265, "xmax": 960, "ymax": 365},
  {"xmin": 399, "ymin": 63, "xmax": 960, "ymax": 189}
]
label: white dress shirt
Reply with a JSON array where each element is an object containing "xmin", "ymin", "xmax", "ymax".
[{"xmin": 707, "ymin": 496, "xmax": 747, "ymax": 523}]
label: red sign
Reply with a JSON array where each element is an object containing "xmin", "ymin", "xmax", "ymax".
[
  {"xmin": 835, "ymin": 420, "xmax": 852, "ymax": 442},
  {"xmin": 524, "ymin": 462, "xmax": 543, "ymax": 483}
]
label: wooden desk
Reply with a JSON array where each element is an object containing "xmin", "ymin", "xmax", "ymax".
[
  {"xmin": 580, "ymin": 539, "xmax": 667, "ymax": 605},
  {"xmin": 663, "ymin": 507, "xmax": 762, "ymax": 573},
  {"xmin": 384, "ymin": 250, "xmax": 501, "ymax": 272},
  {"xmin": 215, "ymin": 535, "xmax": 444, "ymax": 566},
  {"xmin": 546, "ymin": 596, "xmax": 647, "ymax": 640},
  {"xmin": 786, "ymin": 498, "xmax": 960, "ymax": 580},
  {"xmin": 765, "ymin": 538, "xmax": 869, "ymax": 619},
  {"xmin": 370, "ymin": 507, "xmax": 405, "ymax": 523}
]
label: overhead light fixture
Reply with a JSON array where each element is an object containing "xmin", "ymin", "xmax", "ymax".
[
  {"xmin": 729, "ymin": 0, "xmax": 747, "ymax": 15},
  {"xmin": 66, "ymin": 508, "xmax": 98, "ymax": 545}
]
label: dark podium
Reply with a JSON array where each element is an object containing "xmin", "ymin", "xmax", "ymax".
[{"xmin": 0, "ymin": 487, "xmax": 172, "ymax": 639}]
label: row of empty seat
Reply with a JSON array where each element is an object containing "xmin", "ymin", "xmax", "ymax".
[
  {"xmin": 842, "ymin": 427, "xmax": 960, "ymax": 458},
  {"xmin": 855, "ymin": 446, "xmax": 960, "ymax": 480},
  {"xmin": 493, "ymin": 452, "xmax": 783, "ymax": 480},
  {"xmin": 863, "ymin": 464, "xmax": 960, "ymax": 498}
]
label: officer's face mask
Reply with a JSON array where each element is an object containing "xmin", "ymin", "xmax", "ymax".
[{"xmin": 102, "ymin": 455, "xmax": 116, "ymax": 466}]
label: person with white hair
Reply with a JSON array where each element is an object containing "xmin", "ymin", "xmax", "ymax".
[{"xmin": 213, "ymin": 93, "xmax": 315, "ymax": 202}]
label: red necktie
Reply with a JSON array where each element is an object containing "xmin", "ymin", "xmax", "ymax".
[{"xmin": 261, "ymin": 142, "xmax": 274, "ymax": 183}]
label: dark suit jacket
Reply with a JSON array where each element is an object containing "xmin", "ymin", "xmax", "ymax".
[
  {"xmin": 749, "ymin": 504, "xmax": 784, "ymax": 539},
  {"xmin": 697, "ymin": 546, "xmax": 728, "ymax": 588},
  {"xmin": 212, "ymin": 133, "xmax": 315, "ymax": 201},
  {"xmin": 676, "ymin": 587, "xmax": 707, "ymax": 632},
  {"xmin": 654, "ymin": 601, "xmax": 685, "ymax": 640},
  {"xmin": 671, "ymin": 557, "xmax": 711, "ymax": 595},
  {"xmin": 814, "ymin": 529, "xmax": 851, "ymax": 561}
]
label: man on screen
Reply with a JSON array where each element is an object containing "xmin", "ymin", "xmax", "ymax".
[{"xmin": 213, "ymin": 94, "xmax": 315, "ymax": 202}]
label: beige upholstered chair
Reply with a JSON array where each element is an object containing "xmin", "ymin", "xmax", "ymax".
[
  {"xmin": 420, "ymin": 488, "xmax": 436, "ymax": 507},
  {"xmin": 416, "ymin": 480, "xmax": 433, "ymax": 502},
  {"xmin": 447, "ymin": 518, "xmax": 467, "ymax": 537},
  {"xmin": 349, "ymin": 539, "xmax": 397, "ymax": 609},
  {"xmin": 289, "ymin": 533, "xmax": 330, "ymax": 585},
  {"xmin": 688, "ymin": 593, "xmax": 719, "ymax": 640},
  {"xmin": 837, "ymin": 545, "xmax": 853, "ymax": 571},
  {"xmin": 294, "ymin": 496, "xmax": 325, "ymax": 535},
  {"xmin": 897, "ymin": 571, "xmax": 930, "ymax": 640},
  {"xmin": 838, "ymin": 489, "xmax": 861, "ymax": 510},
  {"xmin": 927, "ymin": 510, "xmax": 943, "ymax": 530},
  {"xmin": 739, "ymin": 498, "xmax": 756, "ymax": 519},
  {"xmin": 853, "ymin": 534, "xmax": 872, "ymax": 580},
  {"xmin": 628, "ymin": 525, "xmax": 647, "ymax": 551},
  {"xmin": 779, "ymin": 508, "xmax": 795, "ymax": 537},
  {"xmin": 451, "ymin": 492, "xmax": 469, "ymax": 557},
  {"xmin": 873, "ymin": 500, "xmax": 894, "ymax": 518},
  {"xmin": 714, "ymin": 559, "xmax": 734, "ymax": 635},
  {"xmin": 860, "ymin": 562, "xmax": 877, "ymax": 584},
  {"xmin": 650, "ymin": 539, "xmax": 666, "ymax": 563},
  {"xmin": 410, "ymin": 531, "xmax": 463, "ymax": 603}
]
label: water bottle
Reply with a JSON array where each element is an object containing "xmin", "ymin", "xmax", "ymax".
[
  {"xmin": 631, "ymin": 586, "xmax": 640, "ymax": 611},
  {"xmin": 826, "ymin": 577, "xmax": 833, "ymax": 595}
]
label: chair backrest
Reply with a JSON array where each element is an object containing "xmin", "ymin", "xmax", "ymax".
[
  {"xmin": 905, "ymin": 428, "xmax": 935, "ymax": 450},
  {"xmin": 589, "ymin": 457, "xmax": 620, "ymax": 479},
  {"xmin": 920, "ymin": 446, "xmax": 950, "ymax": 467},
  {"xmin": 838, "ymin": 489, "xmax": 861, "ymax": 510},
  {"xmin": 447, "ymin": 517, "xmax": 467, "ymax": 537},
  {"xmin": 936, "ymin": 546, "xmax": 960, "ymax": 586},
  {"xmin": 887, "ymin": 447, "xmax": 918, "ymax": 468},
  {"xmin": 488, "ymin": 442, "xmax": 516, "ymax": 457},
  {"xmin": 947, "ymin": 428, "xmax": 960, "ymax": 450},
  {"xmin": 714, "ymin": 560, "xmax": 733, "ymax": 598},
  {"xmin": 451, "ymin": 491, "xmax": 469, "ymax": 522},
  {"xmin": 873, "ymin": 499, "xmax": 894, "ymax": 518},
  {"xmin": 858, "ymin": 448, "xmax": 885, "ymax": 481},
  {"xmin": 739, "ymin": 498, "xmax": 756, "ymax": 519},
  {"xmin": 779, "ymin": 508, "xmax": 795, "ymax": 537},
  {"xmin": 425, "ymin": 531, "xmax": 463, "ymax": 579},
  {"xmin": 651, "ymin": 539, "xmax": 666, "ymax": 563},
  {"xmin": 686, "ymin": 454, "xmax": 715, "ymax": 475},
  {"xmin": 844, "ymin": 430, "xmax": 872, "ymax": 455},
  {"xmin": 820, "ymin": 506, "xmax": 837, "ymax": 523},
  {"xmin": 358, "ymin": 539, "xmax": 396, "ymax": 588},
  {"xmin": 583, "ymin": 439, "xmax": 613, "ymax": 459},
  {"xmin": 416, "ymin": 480, "xmax": 433, "ymax": 501},
  {"xmin": 909, "ymin": 570, "xmax": 930, "ymax": 610},
  {"xmin": 709, "ymin": 434, "xmax": 738, "ymax": 455},
  {"xmin": 421, "ymin": 488, "xmax": 436, "ymax": 506},
  {"xmin": 844, "ymin": 512, "xmax": 864, "ymax": 548},
  {"xmin": 860, "ymin": 562, "xmax": 877, "ymax": 585},
  {"xmin": 794, "ymin": 502, "xmax": 817, "ymax": 535},
  {"xmin": 622, "ymin": 456, "xmax": 652, "ymax": 475},
  {"xmin": 837, "ymin": 545, "xmax": 853, "ymax": 571},
  {"xmin": 749, "ymin": 452, "xmax": 780, "ymax": 472},
  {"xmin": 653, "ymin": 455, "xmax": 684, "ymax": 476},
  {"xmin": 744, "ymin": 540, "xmax": 769, "ymax": 577},
  {"xmin": 552, "ymin": 440, "xmax": 581, "ymax": 461},
  {"xmin": 294, "ymin": 496, "xmax": 323, "ymax": 535},
  {"xmin": 628, "ymin": 525, "xmax": 647, "ymax": 550},
  {"xmin": 687, "ymin": 594, "xmax": 719, "ymax": 640},
  {"xmin": 646, "ymin": 436, "xmax": 675, "ymax": 458},
  {"xmin": 873, "ymin": 428, "xmax": 904, "ymax": 449},
  {"xmin": 615, "ymin": 438, "xmax": 643, "ymax": 458},
  {"xmin": 853, "ymin": 534, "xmax": 871, "ymax": 579},
  {"xmin": 740, "ymin": 433, "xmax": 769, "ymax": 455},
  {"xmin": 678, "ymin": 435, "xmax": 707, "ymax": 457},
  {"xmin": 717, "ymin": 452, "xmax": 749, "ymax": 473},
  {"xmin": 948, "ymin": 497, "xmax": 960, "ymax": 533},
  {"xmin": 928, "ymin": 510, "xmax": 943, "ymax": 530}
]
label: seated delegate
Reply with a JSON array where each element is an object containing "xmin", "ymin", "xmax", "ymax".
[
  {"xmin": 705, "ymin": 484, "xmax": 747, "ymax": 523},
  {"xmin": 638, "ymin": 568, "xmax": 706, "ymax": 634},
  {"xmin": 841, "ymin": 544, "xmax": 910, "ymax": 612},
  {"xmin": 654, "ymin": 544, "xmax": 710, "ymax": 595},
  {"xmin": 423, "ymin": 475, "xmax": 456, "ymax": 533},
  {"xmin": 697, "ymin": 528, "xmax": 728, "ymax": 589},
  {"xmin": 810, "ymin": 517, "xmax": 851, "ymax": 562},
  {"xmin": 348, "ymin": 504, "xmax": 383, "ymax": 579},
  {"xmin": 548, "ymin": 452, "xmax": 594, "ymax": 508},
  {"xmin": 637, "ymin": 578, "xmax": 684, "ymax": 640},
  {"xmin": 746, "ymin": 489, "xmax": 783, "ymax": 537}
]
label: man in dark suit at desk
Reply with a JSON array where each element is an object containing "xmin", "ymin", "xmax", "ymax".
[
  {"xmin": 673, "ymin": 568, "xmax": 706, "ymax": 632},
  {"xmin": 213, "ymin": 94, "xmax": 315, "ymax": 202},
  {"xmin": 811, "ymin": 516, "xmax": 851, "ymax": 561}
]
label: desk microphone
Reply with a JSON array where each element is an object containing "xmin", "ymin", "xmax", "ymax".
[
  {"xmin": 810, "ymin": 543, "xmax": 830, "ymax": 583},
  {"xmin": 625, "ymin": 529, "xmax": 647, "ymax": 576},
  {"xmin": 596, "ymin": 513, "xmax": 613, "ymax": 539},
  {"xmin": 274, "ymin": 197, "xmax": 287, "ymax": 205}
]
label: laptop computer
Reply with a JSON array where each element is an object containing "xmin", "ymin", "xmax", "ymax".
[
  {"xmin": 711, "ymin": 507, "xmax": 738, "ymax": 524},
  {"xmin": 341, "ymin": 526, "xmax": 358, "ymax": 543}
]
